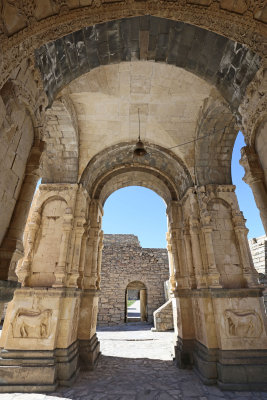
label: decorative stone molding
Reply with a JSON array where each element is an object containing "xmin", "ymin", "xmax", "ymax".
[
  {"xmin": 0, "ymin": 2, "xmax": 265, "ymax": 76},
  {"xmin": 240, "ymin": 146, "xmax": 267, "ymax": 234},
  {"xmin": 239, "ymin": 64, "xmax": 267, "ymax": 146}
]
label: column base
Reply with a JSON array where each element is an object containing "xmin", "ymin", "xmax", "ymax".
[
  {"xmin": 79, "ymin": 334, "xmax": 100, "ymax": 371},
  {"xmin": 217, "ymin": 348, "xmax": 267, "ymax": 391},
  {"xmin": 55, "ymin": 340, "xmax": 80, "ymax": 386},
  {"xmin": 193, "ymin": 341, "xmax": 219, "ymax": 385},
  {"xmin": 174, "ymin": 336, "xmax": 194, "ymax": 368},
  {"xmin": 192, "ymin": 340, "xmax": 267, "ymax": 390},
  {"xmin": 0, "ymin": 341, "xmax": 79, "ymax": 392}
]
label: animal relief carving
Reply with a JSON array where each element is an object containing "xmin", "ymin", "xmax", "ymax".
[
  {"xmin": 12, "ymin": 308, "xmax": 52, "ymax": 339},
  {"xmin": 224, "ymin": 309, "xmax": 263, "ymax": 338}
]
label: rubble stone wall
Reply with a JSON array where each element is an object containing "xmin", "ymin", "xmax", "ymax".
[
  {"xmin": 249, "ymin": 235, "xmax": 267, "ymax": 275},
  {"xmin": 153, "ymin": 299, "xmax": 174, "ymax": 332},
  {"xmin": 249, "ymin": 235, "xmax": 267, "ymax": 310},
  {"xmin": 97, "ymin": 234, "xmax": 169, "ymax": 326}
]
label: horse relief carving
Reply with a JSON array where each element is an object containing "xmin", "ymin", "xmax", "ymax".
[
  {"xmin": 224, "ymin": 309, "xmax": 263, "ymax": 338},
  {"xmin": 12, "ymin": 308, "xmax": 52, "ymax": 339}
]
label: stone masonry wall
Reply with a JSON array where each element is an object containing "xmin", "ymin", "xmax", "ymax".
[
  {"xmin": 248, "ymin": 235, "xmax": 267, "ymax": 310},
  {"xmin": 97, "ymin": 234, "xmax": 169, "ymax": 326},
  {"xmin": 249, "ymin": 235, "xmax": 267, "ymax": 275}
]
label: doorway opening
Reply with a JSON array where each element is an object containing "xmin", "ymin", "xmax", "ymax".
[{"xmin": 125, "ymin": 281, "xmax": 147, "ymax": 323}]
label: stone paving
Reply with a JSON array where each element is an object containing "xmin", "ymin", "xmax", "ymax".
[{"xmin": 1, "ymin": 323, "xmax": 267, "ymax": 400}]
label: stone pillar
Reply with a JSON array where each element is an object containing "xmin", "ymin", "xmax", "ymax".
[
  {"xmin": 77, "ymin": 228, "xmax": 88, "ymax": 288},
  {"xmin": 0, "ymin": 183, "xmax": 85, "ymax": 391},
  {"xmin": 78, "ymin": 199, "xmax": 102, "ymax": 370},
  {"xmin": 83, "ymin": 201, "xmax": 103, "ymax": 289},
  {"xmin": 167, "ymin": 202, "xmax": 190, "ymax": 289},
  {"xmin": 176, "ymin": 185, "xmax": 267, "ymax": 390},
  {"xmin": 240, "ymin": 146, "xmax": 267, "ymax": 234},
  {"xmin": 16, "ymin": 208, "xmax": 41, "ymax": 287},
  {"xmin": 53, "ymin": 208, "xmax": 73, "ymax": 288},
  {"xmin": 166, "ymin": 232, "xmax": 176, "ymax": 293},
  {"xmin": 183, "ymin": 226, "xmax": 196, "ymax": 289},
  {"xmin": 140, "ymin": 289, "xmax": 147, "ymax": 321},
  {"xmin": 68, "ymin": 218, "xmax": 86, "ymax": 288},
  {"xmin": 0, "ymin": 142, "xmax": 43, "ymax": 281},
  {"xmin": 232, "ymin": 210, "xmax": 259, "ymax": 288},
  {"xmin": 200, "ymin": 212, "xmax": 221, "ymax": 288},
  {"xmin": 96, "ymin": 230, "xmax": 104, "ymax": 290},
  {"xmin": 189, "ymin": 217, "xmax": 207, "ymax": 289},
  {"xmin": 0, "ymin": 142, "xmax": 43, "ymax": 321},
  {"xmin": 78, "ymin": 289, "xmax": 100, "ymax": 370},
  {"xmin": 172, "ymin": 294, "xmax": 195, "ymax": 369}
]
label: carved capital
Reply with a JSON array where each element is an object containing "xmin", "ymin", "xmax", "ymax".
[
  {"xmin": 200, "ymin": 210, "xmax": 212, "ymax": 230},
  {"xmin": 240, "ymin": 146, "xmax": 264, "ymax": 185},
  {"xmin": 189, "ymin": 217, "xmax": 200, "ymax": 233},
  {"xmin": 232, "ymin": 210, "xmax": 247, "ymax": 230}
]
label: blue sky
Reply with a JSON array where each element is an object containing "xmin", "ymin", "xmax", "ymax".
[{"xmin": 102, "ymin": 132, "xmax": 265, "ymax": 248}]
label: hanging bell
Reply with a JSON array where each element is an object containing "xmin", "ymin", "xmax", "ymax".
[{"xmin": 133, "ymin": 140, "xmax": 147, "ymax": 157}]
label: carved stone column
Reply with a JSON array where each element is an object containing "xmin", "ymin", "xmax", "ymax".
[
  {"xmin": 83, "ymin": 200, "xmax": 103, "ymax": 289},
  {"xmin": 200, "ymin": 212, "xmax": 222, "ymax": 288},
  {"xmin": 183, "ymin": 226, "xmax": 196, "ymax": 289},
  {"xmin": 68, "ymin": 218, "xmax": 86, "ymax": 288},
  {"xmin": 176, "ymin": 228, "xmax": 190, "ymax": 289},
  {"xmin": 0, "ymin": 141, "xmax": 43, "ymax": 281},
  {"xmin": 140, "ymin": 289, "xmax": 147, "ymax": 321},
  {"xmin": 166, "ymin": 232, "xmax": 176, "ymax": 292},
  {"xmin": 232, "ymin": 210, "xmax": 259, "ymax": 288},
  {"xmin": 78, "ymin": 199, "xmax": 102, "ymax": 370},
  {"xmin": 53, "ymin": 209, "xmax": 73, "ymax": 288},
  {"xmin": 96, "ymin": 230, "xmax": 104, "ymax": 290},
  {"xmin": 189, "ymin": 217, "xmax": 207, "ymax": 289},
  {"xmin": 16, "ymin": 209, "xmax": 41, "ymax": 287},
  {"xmin": 77, "ymin": 227, "xmax": 88, "ymax": 289},
  {"xmin": 167, "ymin": 201, "xmax": 190, "ymax": 289},
  {"xmin": 170, "ymin": 229, "xmax": 182, "ymax": 286},
  {"xmin": 0, "ymin": 142, "xmax": 43, "ymax": 319},
  {"xmin": 240, "ymin": 146, "xmax": 267, "ymax": 234}
]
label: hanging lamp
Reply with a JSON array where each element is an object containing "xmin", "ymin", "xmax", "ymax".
[{"xmin": 133, "ymin": 108, "xmax": 147, "ymax": 157}]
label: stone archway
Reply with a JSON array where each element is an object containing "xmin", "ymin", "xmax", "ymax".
[
  {"xmin": 126, "ymin": 281, "xmax": 147, "ymax": 323},
  {"xmin": 0, "ymin": 7, "xmax": 267, "ymax": 392},
  {"xmin": 1, "ymin": 136, "xmax": 267, "ymax": 391}
]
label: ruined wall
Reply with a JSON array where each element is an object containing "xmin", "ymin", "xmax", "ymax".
[
  {"xmin": 97, "ymin": 234, "xmax": 169, "ymax": 326},
  {"xmin": 249, "ymin": 235, "xmax": 267, "ymax": 275},
  {"xmin": 249, "ymin": 235, "xmax": 267, "ymax": 310}
]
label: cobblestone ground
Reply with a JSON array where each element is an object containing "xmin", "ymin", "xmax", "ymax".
[{"xmin": 1, "ymin": 323, "xmax": 267, "ymax": 400}]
